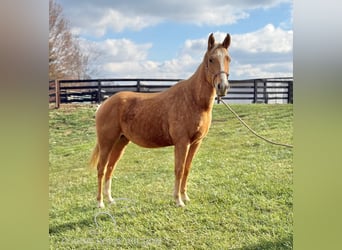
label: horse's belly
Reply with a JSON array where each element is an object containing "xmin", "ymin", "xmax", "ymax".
[
  {"xmin": 119, "ymin": 99, "xmax": 173, "ymax": 147},
  {"xmin": 122, "ymin": 120, "xmax": 173, "ymax": 148},
  {"xmin": 126, "ymin": 132, "xmax": 173, "ymax": 148}
]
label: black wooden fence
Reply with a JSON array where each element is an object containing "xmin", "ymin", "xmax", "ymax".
[{"xmin": 49, "ymin": 77, "xmax": 293, "ymax": 108}]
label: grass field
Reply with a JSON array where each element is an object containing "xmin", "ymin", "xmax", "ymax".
[{"xmin": 49, "ymin": 104, "xmax": 293, "ymax": 249}]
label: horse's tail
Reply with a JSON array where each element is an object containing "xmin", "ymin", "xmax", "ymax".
[{"xmin": 89, "ymin": 143, "xmax": 100, "ymax": 169}]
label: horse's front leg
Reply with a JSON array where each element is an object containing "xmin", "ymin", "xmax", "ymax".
[
  {"xmin": 181, "ymin": 140, "xmax": 202, "ymax": 203},
  {"xmin": 173, "ymin": 143, "xmax": 190, "ymax": 207}
]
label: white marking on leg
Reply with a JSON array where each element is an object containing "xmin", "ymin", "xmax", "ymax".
[
  {"xmin": 174, "ymin": 189, "xmax": 186, "ymax": 207},
  {"xmin": 104, "ymin": 179, "xmax": 115, "ymax": 204},
  {"xmin": 181, "ymin": 192, "xmax": 190, "ymax": 202}
]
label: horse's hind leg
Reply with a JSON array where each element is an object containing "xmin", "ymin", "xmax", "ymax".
[
  {"xmin": 96, "ymin": 149, "xmax": 109, "ymax": 208},
  {"xmin": 96, "ymin": 132, "xmax": 122, "ymax": 208},
  {"xmin": 104, "ymin": 136, "xmax": 129, "ymax": 204},
  {"xmin": 96, "ymin": 144, "xmax": 112, "ymax": 208}
]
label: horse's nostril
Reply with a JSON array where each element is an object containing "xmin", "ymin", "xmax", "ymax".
[{"xmin": 218, "ymin": 84, "xmax": 221, "ymax": 90}]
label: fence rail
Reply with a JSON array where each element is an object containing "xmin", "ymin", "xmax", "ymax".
[{"xmin": 49, "ymin": 77, "xmax": 293, "ymax": 108}]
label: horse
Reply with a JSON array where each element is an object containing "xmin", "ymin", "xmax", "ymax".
[{"xmin": 90, "ymin": 33, "xmax": 231, "ymax": 208}]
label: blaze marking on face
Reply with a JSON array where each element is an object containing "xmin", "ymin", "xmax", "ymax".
[{"xmin": 216, "ymin": 49, "xmax": 229, "ymax": 84}]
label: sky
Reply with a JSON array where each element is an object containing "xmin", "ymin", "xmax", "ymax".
[{"xmin": 57, "ymin": 0, "xmax": 293, "ymax": 80}]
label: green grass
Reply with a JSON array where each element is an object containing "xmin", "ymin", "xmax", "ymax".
[{"xmin": 49, "ymin": 104, "xmax": 293, "ymax": 249}]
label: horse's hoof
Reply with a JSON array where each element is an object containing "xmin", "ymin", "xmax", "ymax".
[
  {"xmin": 98, "ymin": 201, "xmax": 105, "ymax": 208},
  {"xmin": 176, "ymin": 200, "xmax": 186, "ymax": 207}
]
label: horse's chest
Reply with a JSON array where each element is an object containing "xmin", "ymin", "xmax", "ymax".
[{"xmin": 190, "ymin": 115, "xmax": 211, "ymax": 142}]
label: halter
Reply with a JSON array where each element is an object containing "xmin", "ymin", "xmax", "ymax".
[
  {"xmin": 205, "ymin": 61, "xmax": 230, "ymax": 88},
  {"xmin": 212, "ymin": 71, "xmax": 229, "ymax": 82}
]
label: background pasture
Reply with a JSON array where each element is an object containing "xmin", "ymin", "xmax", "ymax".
[{"xmin": 49, "ymin": 104, "xmax": 293, "ymax": 249}]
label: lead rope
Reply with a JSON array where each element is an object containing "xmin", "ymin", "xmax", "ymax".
[{"xmin": 218, "ymin": 97, "xmax": 293, "ymax": 148}]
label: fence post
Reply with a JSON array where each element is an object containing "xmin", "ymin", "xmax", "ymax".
[
  {"xmin": 288, "ymin": 81, "xmax": 293, "ymax": 104},
  {"xmin": 253, "ymin": 80, "xmax": 258, "ymax": 103},
  {"xmin": 55, "ymin": 79, "xmax": 60, "ymax": 109},
  {"xmin": 263, "ymin": 79, "xmax": 268, "ymax": 104},
  {"xmin": 97, "ymin": 80, "xmax": 102, "ymax": 103},
  {"xmin": 137, "ymin": 80, "xmax": 141, "ymax": 92}
]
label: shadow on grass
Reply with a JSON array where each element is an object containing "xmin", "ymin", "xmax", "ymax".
[
  {"xmin": 49, "ymin": 218, "xmax": 93, "ymax": 234},
  {"xmin": 235, "ymin": 236, "xmax": 293, "ymax": 250},
  {"xmin": 49, "ymin": 203, "xmax": 132, "ymax": 235}
]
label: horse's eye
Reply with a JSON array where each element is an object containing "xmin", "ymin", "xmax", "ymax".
[{"xmin": 209, "ymin": 58, "xmax": 213, "ymax": 63}]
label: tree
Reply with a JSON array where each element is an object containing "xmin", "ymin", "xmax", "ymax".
[{"xmin": 49, "ymin": 0, "xmax": 89, "ymax": 80}]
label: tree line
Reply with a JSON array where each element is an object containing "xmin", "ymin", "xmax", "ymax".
[{"xmin": 49, "ymin": 0, "xmax": 96, "ymax": 80}]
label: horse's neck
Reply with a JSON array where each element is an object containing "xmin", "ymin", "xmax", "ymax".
[{"xmin": 187, "ymin": 63, "xmax": 216, "ymax": 110}]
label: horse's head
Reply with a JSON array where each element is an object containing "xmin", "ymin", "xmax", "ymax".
[{"xmin": 205, "ymin": 33, "xmax": 231, "ymax": 97}]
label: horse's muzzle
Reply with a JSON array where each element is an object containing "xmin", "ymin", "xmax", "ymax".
[{"xmin": 216, "ymin": 81, "xmax": 229, "ymax": 97}]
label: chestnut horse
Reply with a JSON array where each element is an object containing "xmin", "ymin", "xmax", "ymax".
[{"xmin": 90, "ymin": 33, "xmax": 231, "ymax": 207}]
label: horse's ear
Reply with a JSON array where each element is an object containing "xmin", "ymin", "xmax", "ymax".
[
  {"xmin": 208, "ymin": 33, "xmax": 215, "ymax": 51},
  {"xmin": 222, "ymin": 33, "xmax": 231, "ymax": 49}
]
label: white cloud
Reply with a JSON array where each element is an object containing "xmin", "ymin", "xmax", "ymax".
[
  {"xmin": 232, "ymin": 24, "xmax": 292, "ymax": 53},
  {"xmin": 78, "ymin": 38, "xmax": 153, "ymax": 77},
  {"xmin": 70, "ymin": 9, "xmax": 161, "ymax": 37},
  {"xmin": 100, "ymin": 39, "xmax": 152, "ymax": 61},
  {"xmin": 100, "ymin": 56, "xmax": 198, "ymax": 78},
  {"xmin": 233, "ymin": 62, "xmax": 292, "ymax": 78},
  {"xmin": 86, "ymin": 38, "xmax": 201, "ymax": 78},
  {"xmin": 176, "ymin": 26, "xmax": 292, "ymax": 78},
  {"xmin": 81, "ymin": 24, "xmax": 292, "ymax": 79},
  {"xmin": 59, "ymin": 0, "xmax": 291, "ymax": 36},
  {"xmin": 56, "ymin": 0, "xmax": 293, "ymax": 79},
  {"xmin": 80, "ymin": 38, "xmax": 152, "ymax": 62},
  {"xmin": 229, "ymin": 24, "xmax": 293, "ymax": 78}
]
